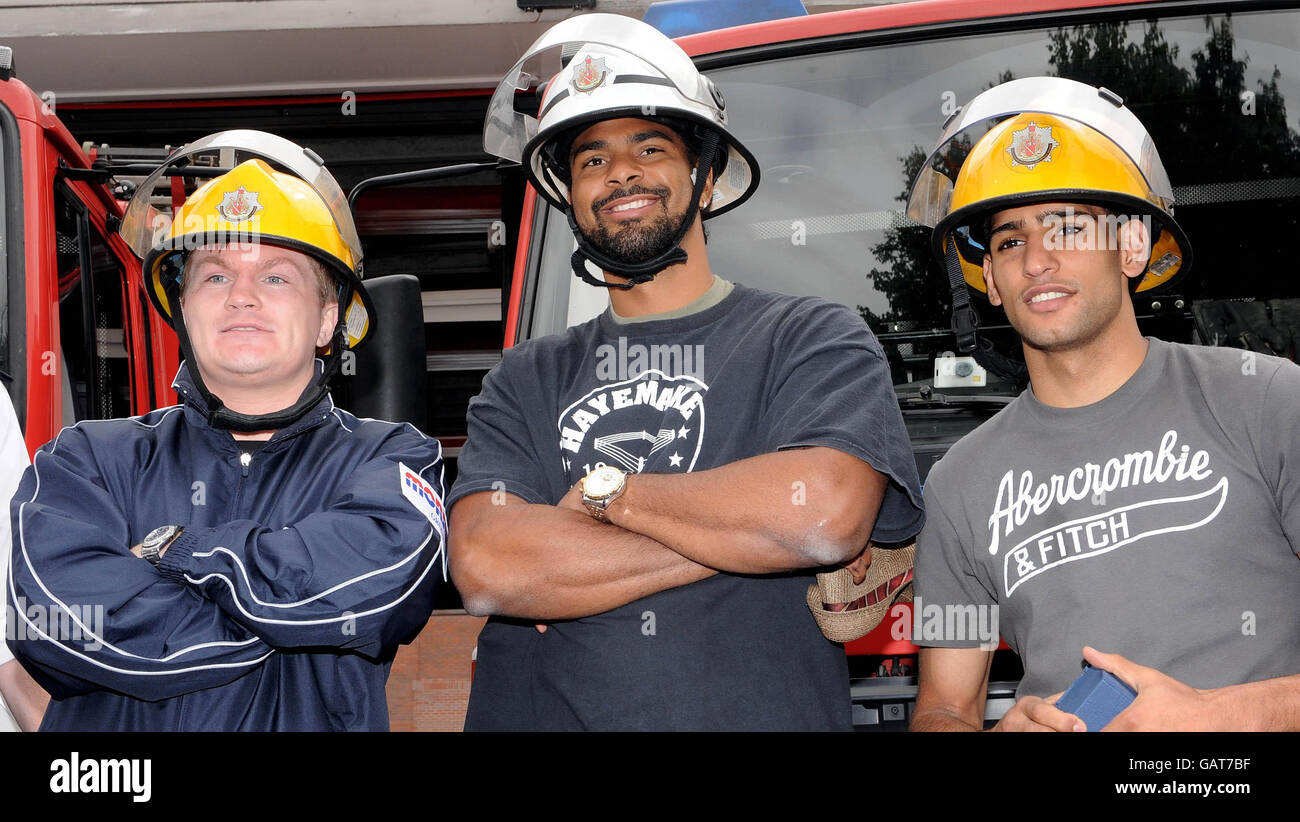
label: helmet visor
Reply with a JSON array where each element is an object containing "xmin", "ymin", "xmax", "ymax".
[
  {"xmin": 906, "ymin": 77, "xmax": 1175, "ymax": 227},
  {"xmin": 484, "ymin": 13, "xmax": 715, "ymax": 163},
  {"xmin": 119, "ymin": 130, "xmax": 362, "ymax": 267}
]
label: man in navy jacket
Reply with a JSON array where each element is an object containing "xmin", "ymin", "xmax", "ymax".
[{"xmin": 6, "ymin": 137, "xmax": 444, "ymax": 731}]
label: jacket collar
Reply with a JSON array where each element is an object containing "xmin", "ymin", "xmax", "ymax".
[{"xmin": 171, "ymin": 360, "xmax": 336, "ymax": 445}]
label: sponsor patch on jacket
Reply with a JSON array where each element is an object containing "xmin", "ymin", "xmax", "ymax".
[{"xmin": 400, "ymin": 463, "xmax": 446, "ymax": 538}]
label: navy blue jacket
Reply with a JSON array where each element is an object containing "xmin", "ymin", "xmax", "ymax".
[{"xmin": 6, "ymin": 366, "xmax": 445, "ymax": 731}]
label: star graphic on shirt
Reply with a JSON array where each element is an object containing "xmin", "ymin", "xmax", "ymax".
[
  {"xmin": 677, "ymin": 426, "xmax": 690, "ymax": 439},
  {"xmin": 669, "ymin": 452, "xmax": 683, "ymax": 467}
]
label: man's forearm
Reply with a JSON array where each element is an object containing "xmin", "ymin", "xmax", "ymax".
[
  {"xmin": 910, "ymin": 707, "xmax": 983, "ymax": 732},
  {"xmin": 451, "ymin": 494, "xmax": 716, "ymax": 620},
  {"xmin": 912, "ymin": 647, "xmax": 994, "ymax": 732},
  {"xmin": 0, "ymin": 659, "xmax": 50, "ymax": 732},
  {"xmin": 605, "ymin": 448, "xmax": 886, "ymax": 574},
  {"xmin": 1210, "ymin": 674, "xmax": 1300, "ymax": 730}
]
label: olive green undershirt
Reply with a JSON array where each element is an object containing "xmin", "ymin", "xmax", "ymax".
[{"xmin": 609, "ymin": 275, "xmax": 735, "ymax": 324}]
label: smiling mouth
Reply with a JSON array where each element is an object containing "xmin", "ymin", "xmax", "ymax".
[
  {"xmin": 608, "ymin": 197, "xmax": 656, "ymax": 213},
  {"xmin": 593, "ymin": 185, "xmax": 671, "ymax": 216},
  {"xmin": 1027, "ymin": 291, "xmax": 1071, "ymax": 304},
  {"xmin": 601, "ymin": 197, "xmax": 663, "ymax": 219}
]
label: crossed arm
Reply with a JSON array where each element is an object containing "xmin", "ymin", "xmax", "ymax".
[
  {"xmin": 10, "ymin": 421, "xmax": 443, "ymax": 701},
  {"xmin": 912, "ymin": 644, "xmax": 1300, "ymax": 732},
  {"xmin": 450, "ymin": 446, "xmax": 887, "ymax": 620}
]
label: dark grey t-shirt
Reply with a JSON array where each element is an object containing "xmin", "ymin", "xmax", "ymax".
[
  {"xmin": 450, "ymin": 282, "xmax": 924, "ymax": 730},
  {"xmin": 915, "ymin": 338, "xmax": 1300, "ymax": 698}
]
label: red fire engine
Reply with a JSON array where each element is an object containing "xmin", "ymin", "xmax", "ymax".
[{"xmin": 0, "ymin": 55, "xmax": 176, "ymax": 455}]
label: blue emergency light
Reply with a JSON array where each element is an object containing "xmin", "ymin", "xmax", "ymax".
[{"xmin": 643, "ymin": 0, "xmax": 808, "ymax": 38}]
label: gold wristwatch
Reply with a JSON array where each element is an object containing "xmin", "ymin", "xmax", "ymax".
[{"xmin": 580, "ymin": 465, "xmax": 628, "ymax": 522}]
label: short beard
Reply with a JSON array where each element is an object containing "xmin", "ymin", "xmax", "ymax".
[{"xmin": 583, "ymin": 185, "xmax": 688, "ymax": 265}]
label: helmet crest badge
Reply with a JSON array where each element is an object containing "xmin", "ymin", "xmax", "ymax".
[
  {"xmin": 216, "ymin": 186, "xmax": 262, "ymax": 222},
  {"xmin": 1007, "ymin": 122, "xmax": 1059, "ymax": 169},
  {"xmin": 572, "ymin": 55, "xmax": 609, "ymax": 94}
]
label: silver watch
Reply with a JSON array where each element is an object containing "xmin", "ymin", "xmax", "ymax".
[
  {"xmin": 141, "ymin": 525, "xmax": 182, "ymax": 566},
  {"xmin": 580, "ymin": 466, "xmax": 628, "ymax": 522}
]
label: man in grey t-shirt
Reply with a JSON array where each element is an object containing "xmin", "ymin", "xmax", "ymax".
[
  {"xmin": 448, "ymin": 16, "xmax": 924, "ymax": 729},
  {"xmin": 905, "ymin": 77, "xmax": 1300, "ymax": 730}
]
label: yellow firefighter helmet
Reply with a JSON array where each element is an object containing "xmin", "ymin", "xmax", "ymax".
[
  {"xmin": 908, "ymin": 77, "xmax": 1192, "ymax": 295},
  {"xmin": 142, "ymin": 158, "xmax": 371, "ymax": 348}
]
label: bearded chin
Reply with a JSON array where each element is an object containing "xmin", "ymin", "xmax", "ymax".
[{"xmin": 586, "ymin": 208, "xmax": 690, "ymax": 266}]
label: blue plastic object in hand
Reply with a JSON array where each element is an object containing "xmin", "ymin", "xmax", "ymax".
[{"xmin": 1055, "ymin": 665, "xmax": 1137, "ymax": 731}]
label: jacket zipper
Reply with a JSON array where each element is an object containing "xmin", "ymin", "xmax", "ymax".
[{"xmin": 231, "ymin": 451, "xmax": 253, "ymax": 512}]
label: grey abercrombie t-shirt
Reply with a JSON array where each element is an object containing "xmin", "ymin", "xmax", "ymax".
[
  {"xmin": 450, "ymin": 281, "xmax": 925, "ymax": 730},
  {"xmin": 914, "ymin": 338, "xmax": 1300, "ymax": 698}
]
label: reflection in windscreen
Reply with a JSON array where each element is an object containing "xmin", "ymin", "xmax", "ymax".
[{"xmin": 536, "ymin": 10, "xmax": 1300, "ymax": 388}]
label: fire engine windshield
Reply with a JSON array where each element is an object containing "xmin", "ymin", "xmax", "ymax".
[{"xmin": 118, "ymin": 130, "xmax": 361, "ymax": 266}]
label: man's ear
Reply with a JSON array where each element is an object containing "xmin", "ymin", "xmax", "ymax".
[
  {"xmin": 1118, "ymin": 217, "xmax": 1152, "ymax": 282},
  {"xmin": 698, "ymin": 168, "xmax": 715, "ymax": 211},
  {"xmin": 982, "ymin": 256, "xmax": 1003, "ymax": 307},
  {"xmin": 317, "ymin": 301, "xmax": 340, "ymax": 348}
]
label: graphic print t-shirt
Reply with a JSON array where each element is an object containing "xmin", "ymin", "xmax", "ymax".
[
  {"xmin": 914, "ymin": 338, "xmax": 1300, "ymax": 698},
  {"xmin": 449, "ymin": 283, "xmax": 925, "ymax": 730}
]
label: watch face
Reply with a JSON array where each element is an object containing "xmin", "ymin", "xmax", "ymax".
[
  {"xmin": 586, "ymin": 466, "xmax": 624, "ymax": 498},
  {"xmin": 144, "ymin": 525, "xmax": 177, "ymax": 548}
]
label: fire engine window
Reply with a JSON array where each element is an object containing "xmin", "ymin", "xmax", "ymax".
[
  {"xmin": 54, "ymin": 185, "xmax": 133, "ymax": 422},
  {"xmin": 530, "ymin": 7, "xmax": 1300, "ymax": 387}
]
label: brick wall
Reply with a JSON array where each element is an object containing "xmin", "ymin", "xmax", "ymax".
[{"xmin": 387, "ymin": 612, "xmax": 486, "ymax": 732}]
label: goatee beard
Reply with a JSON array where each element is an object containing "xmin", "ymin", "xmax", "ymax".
[{"xmin": 585, "ymin": 185, "xmax": 688, "ymax": 265}]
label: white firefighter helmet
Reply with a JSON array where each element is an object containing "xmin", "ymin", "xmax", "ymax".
[{"xmin": 484, "ymin": 12, "xmax": 759, "ymax": 218}]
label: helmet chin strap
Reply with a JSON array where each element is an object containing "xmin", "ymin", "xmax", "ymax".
[
  {"xmin": 565, "ymin": 129, "xmax": 720, "ymax": 291},
  {"xmin": 164, "ymin": 274, "xmax": 348, "ymax": 433}
]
